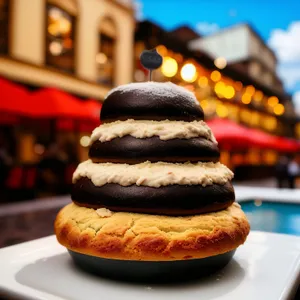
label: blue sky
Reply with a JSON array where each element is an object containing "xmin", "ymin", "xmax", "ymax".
[{"xmin": 136, "ymin": 0, "xmax": 300, "ymax": 113}]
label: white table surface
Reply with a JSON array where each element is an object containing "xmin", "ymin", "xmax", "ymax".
[{"xmin": 0, "ymin": 231, "xmax": 299, "ymax": 300}]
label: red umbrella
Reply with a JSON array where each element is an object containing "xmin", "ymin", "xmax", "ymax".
[
  {"xmin": 30, "ymin": 88, "xmax": 90, "ymax": 119},
  {"xmin": 246, "ymin": 128, "xmax": 278, "ymax": 149},
  {"xmin": 0, "ymin": 78, "xmax": 33, "ymax": 117},
  {"xmin": 273, "ymin": 136, "xmax": 299, "ymax": 152},
  {"xmin": 207, "ymin": 118, "xmax": 300, "ymax": 153}
]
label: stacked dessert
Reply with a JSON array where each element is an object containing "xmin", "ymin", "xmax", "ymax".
[{"xmin": 55, "ymin": 82, "xmax": 249, "ymax": 265}]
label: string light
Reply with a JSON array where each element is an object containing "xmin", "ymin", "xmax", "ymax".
[
  {"xmin": 240, "ymin": 109, "xmax": 252, "ymax": 122},
  {"xmin": 268, "ymin": 96, "xmax": 279, "ymax": 107},
  {"xmin": 80, "ymin": 136, "xmax": 90, "ymax": 147},
  {"xmin": 216, "ymin": 103, "xmax": 229, "ymax": 118},
  {"xmin": 264, "ymin": 116, "xmax": 277, "ymax": 130},
  {"xmin": 181, "ymin": 63, "xmax": 197, "ymax": 82},
  {"xmin": 245, "ymin": 85, "xmax": 255, "ymax": 96},
  {"xmin": 156, "ymin": 45, "xmax": 168, "ymax": 57},
  {"xmin": 253, "ymin": 90, "xmax": 263, "ymax": 102},
  {"xmin": 214, "ymin": 57, "xmax": 227, "ymax": 69},
  {"xmin": 242, "ymin": 93, "xmax": 252, "ymax": 104},
  {"xmin": 273, "ymin": 103, "xmax": 285, "ymax": 115},
  {"xmin": 49, "ymin": 41, "xmax": 63, "ymax": 55},
  {"xmin": 251, "ymin": 112, "xmax": 260, "ymax": 126},
  {"xmin": 234, "ymin": 81, "xmax": 243, "ymax": 91},
  {"xmin": 211, "ymin": 70, "xmax": 221, "ymax": 82},
  {"xmin": 96, "ymin": 52, "xmax": 107, "ymax": 64},
  {"xmin": 161, "ymin": 57, "xmax": 178, "ymax": 77},
  {"xmin": 198, "ymin": 76, "xmax": 208, "ymax": 87},
  {"xmin": 214, "ymin": 82, "xmax": 226, "ymax": 95},
  {"xmin": 224, "ymin": 86, "xmax": 235, "ymax": 99}
]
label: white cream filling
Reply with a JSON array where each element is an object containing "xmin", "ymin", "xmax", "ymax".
[
  {"xmin": 90, "ymin": 119, "xmax": 216, "ymax": 144},
  {"xmin": 73, "ymin": 160, "xmax": 233, "ymax": 188},
  {"xmin": 96, "ymin": 208, "xmax": 113, "ymax": 217}
]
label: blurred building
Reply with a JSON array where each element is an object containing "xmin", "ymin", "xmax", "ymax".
[
  {"xmin": 135, "ymin": 21, "xmax": 299, "ymax": 176},
  {"xmin": 0, "ymin": 0, "xmax": 135, "ymax": 164},
  {"xmin": 189, "ymin": 25, "xmax": 283, "ymax": 92},
  {"xmin": 0, "ymin": 0, "xmax": 135, "ymax": 99}
]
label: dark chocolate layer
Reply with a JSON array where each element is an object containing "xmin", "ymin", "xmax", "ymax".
[
  {"xmin": 100, "ymin": 89, "xmax": 204, "ymax": 123},
  {"xmin": 89, "ymin": 136, "xmax": 220, "ymax": 163},
  {"xmin": 72, "ymin": 178, "xmax": 235, "ymax": 216}
]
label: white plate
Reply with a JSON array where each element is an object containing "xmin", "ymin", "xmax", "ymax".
[{"xmin": 0, "ymin": 231, "xmax": 299, "ymax": 300}]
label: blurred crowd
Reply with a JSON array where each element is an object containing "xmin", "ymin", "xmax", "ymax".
[
  {"xmin": 275, "ymin": 156, "xmax": 300, "ymax": 189},
  {"xmin": 0, "ymin": 132, "xmax": 78, "ymax": 203}
]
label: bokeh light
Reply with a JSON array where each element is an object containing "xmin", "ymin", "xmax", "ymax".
[
  {"xmin": 253, "ymin": 90, "xmax": 263, "ymax": 102},
  {"xmin": 80, "ymin": 136, "xmax": 90, "ymax": 147},
  {"xmin": 245, "ymin": 85, "xmax": 255, "ymax": 96},
  {"xmin": 268, "ymin": 96, "xmax": 279, "ymax": 107},
  {"xmin": 161, "ymin": 57, "xmax": 178, "ymax": 77},
  {"xmin": 216, "ymin": 103, "xmax": 229, "ymax": 118},
  {"xmin": 242, "ymin": 93, "xmax": 252, "ymax": 104},
  {"xmin": 198, "ymin": 76, "xmax": 208, "ymax": 87},
  {"xmin": 210, "ymin": 70, "xmax": 221, "ymax": 82},
  {"xmin": 273, "ymin": 103, "xmax": 285, "ymax": 115},
  {"xmin": 214, "ymin": 57, "xmax": 227, "ymax": 69},
  {"xmin": 224, "ymin": 86, "xmax": 235, "ymax": 99},
  {"xmin": 181, "ymin": 63, "xmax": 197, "ymax": 82}
]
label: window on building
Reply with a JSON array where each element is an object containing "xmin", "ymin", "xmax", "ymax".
[
  {"xmin": 0, "ymin": 0, "xmax": 9, "ymax": 54},
  {"xmin": 46, "ymin": 5, "xmax": 75, "ymax": 73},
  {"xmin": 264, "ymin": 71, "xmax": 273, "ymax": 86},
  {"xmin": 97, "ymin": 18, "xmax": 116, "ymax": 86},
  {"xmin": 249, "ymin": 61, "xmax": 261, "ymax": 78}
]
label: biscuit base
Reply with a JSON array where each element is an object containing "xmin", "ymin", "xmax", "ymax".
[{"xmin": 55, "ymin": 202, "xmax": 249, "ymax": 261}]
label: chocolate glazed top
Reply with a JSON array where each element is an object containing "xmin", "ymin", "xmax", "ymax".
[
  {"xmin": 89, "ymin": 136, "xmax": 220, "ymax": 163},
  {"xmin": 72, "ymin": 178, "xmax": 235, "ymax": 216},
  {"xmin": 100, "ymin": 86, "xmax": 204, "ymax": 123}
]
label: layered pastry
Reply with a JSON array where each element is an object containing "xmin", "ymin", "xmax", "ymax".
[{"xmin": 55, "ymin": 82, "xmax": 250, "ymax": 262}]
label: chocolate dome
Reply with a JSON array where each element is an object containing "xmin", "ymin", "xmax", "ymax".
[{"xmin": 100, "ymin": 82, "xmax": 204, "ymax": 123}]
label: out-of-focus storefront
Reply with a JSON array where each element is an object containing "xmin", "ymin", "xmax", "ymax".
[
  {"xmin": 134, "ymin": 21, "xmax": 299, "ymax": 179},
  {"xmin": 0, "ymin": 0, "xmax": 135, "ymax": 200}
]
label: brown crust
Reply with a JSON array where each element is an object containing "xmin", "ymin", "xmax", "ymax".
[{"xmin": 55, "ymin": 203, "xmax": 250, "ymax": 261}]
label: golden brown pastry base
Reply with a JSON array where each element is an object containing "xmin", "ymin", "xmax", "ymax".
[{"xmin": 55, "ymin": 203, "xmax": 250, "ymax": 261}]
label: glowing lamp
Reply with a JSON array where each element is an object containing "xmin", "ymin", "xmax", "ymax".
[
  {"xmin": 273, "ymin": 103, "xmax": 285, "ymax": 115},
  {"xmin": 161, "ymin": 57, "xmax": 178, "ymax": 77},
  {"xmin": 214, "ymin": 57, "xmax": 227, "ymax": 69},
  {"xmin": 211, "ymin": 70, "xmax": 221, "ymax": 82},
  {"xmin": 181, "ymin": 63, "xmax": 197, "ymax": 82}
]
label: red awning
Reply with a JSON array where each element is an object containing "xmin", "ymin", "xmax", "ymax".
[
  {"xmin": 207, "ymin": 118, "xmax": 299, "ymax": 153},
  {"xmin": 83, "ymin": 99, "xmax": 102, "ymax": 123},
  {"xmin": 30, "ymin": 88, "xmax": 92, "ymax": 119},
  {"xmin": 0, "ymin": 78, "xmax": 32, "ymax": 117},
  {"xmin": 206, "ymin": 118, "xmax": 250, "ymax": 149}
]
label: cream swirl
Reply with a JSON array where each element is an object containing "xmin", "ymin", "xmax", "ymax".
[
  {"xmin": 90, "ymin": 119, "xmax": 216, "ymax": 144},
  {"xmin": 73, "ymin": 160, "xmax": 233, "ymax": 188}
]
